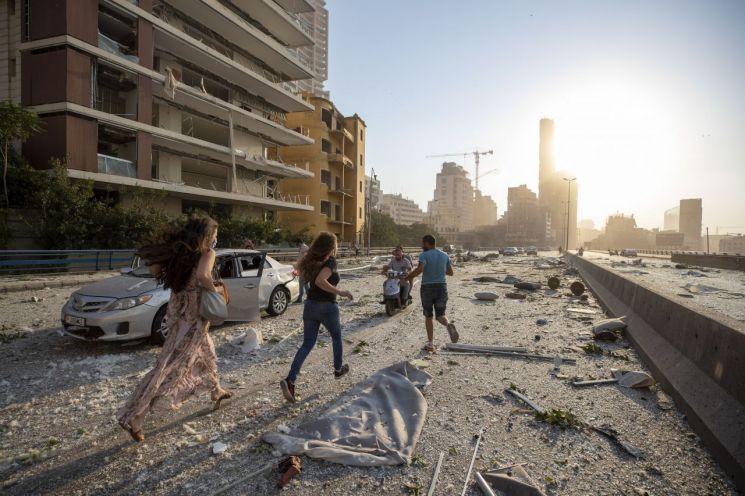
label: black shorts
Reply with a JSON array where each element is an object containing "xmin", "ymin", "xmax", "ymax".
[{"xmin": 420, "ymin": 283, "xmax": 448, "ymax": 318}]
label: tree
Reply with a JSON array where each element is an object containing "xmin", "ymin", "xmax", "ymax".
[
  {"xmin": 368, "ymin": 211, "xmax": 400, "ymax": 247},
  {"xmin": 0, "ymin": 101, "xmax": 42, "ymax": 206}
]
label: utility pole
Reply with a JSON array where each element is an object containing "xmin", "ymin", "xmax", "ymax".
[
  {"xmin": 706, "ymin": 226, "xmax": 710, "ymax": 254},
  {"xmin": 366, "ymin": 168, "xmax": 376, "ymax": 255},
  {"xmin": 563, "ymin": 177, "xmax": 576, "ymax": 252}
]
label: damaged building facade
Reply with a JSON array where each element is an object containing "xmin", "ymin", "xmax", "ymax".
[{"xmin": 2, "ymin": 0, "xmax": 323, "ymax": 219}]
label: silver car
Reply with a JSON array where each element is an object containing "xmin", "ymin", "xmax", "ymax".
[{"xmin": 60, "ymin": 250, "xmax": 299, "ymax": 344}]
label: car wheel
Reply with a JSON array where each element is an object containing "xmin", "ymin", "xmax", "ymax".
[
  {"xmin": 267, "ymin": 286, "xmax": 290, "ymax": 316},
  {"xmin": 150, "ymin": 305, "xmax": 169, "ymax": 345}
]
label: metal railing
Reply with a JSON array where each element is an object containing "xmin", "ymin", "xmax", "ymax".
[
  {"xmin": 97, "ymin": 154, "xmax": 137, "ymax": 178},
  {"xmin": 0, "ymin": 250, "xmax": 136, "ymax": 275}
]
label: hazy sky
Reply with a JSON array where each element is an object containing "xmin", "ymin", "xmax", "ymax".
[{"xmin": 325, "ymin": 0, "xmax": 745, "ymax": 233}]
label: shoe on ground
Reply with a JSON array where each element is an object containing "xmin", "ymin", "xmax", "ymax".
[
  {"xmin": 334, "ymin": 363, "xmax": 350, "ymax": 379},
  {"xmin": 422, "ymin": 341, "xmax": 435, "ymax": 353},
  {"xmin": 280, "ymin": 379, "xmax": 296, "ymax": 403},
  {"xmin": 447, "ymin": 323, "xmax": 459, "ymax": 343}
]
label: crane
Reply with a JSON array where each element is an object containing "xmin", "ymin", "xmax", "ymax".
[{"xmin": 425, "ymin": 149, "xmax": 494, "ymax": 191}]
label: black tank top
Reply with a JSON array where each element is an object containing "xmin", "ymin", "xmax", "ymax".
[{"xmin": 307, "ymin": 257, "xmax": 340, "ymax": 302}]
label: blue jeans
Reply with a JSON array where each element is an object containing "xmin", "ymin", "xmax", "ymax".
[
  {"xmin": 421, "ymin": 283, "xmax": 448, "ymax": 318},
  {"xmin": 287, "ymin": 299, "xmax": 343, "ymax": 382}
]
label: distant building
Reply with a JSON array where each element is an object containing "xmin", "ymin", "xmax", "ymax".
[
  {"xmin": 379, "ymin": 193, "xmax": 424, "ymax": 226},
  {"xmin": 286, "ymin": 0, "xmax": 329, "ymax": 99},
  {"xmin": 656, "ymin": 231, "xmax": 685, "ymax": 250},
  {"xmin": 278, "ymin": 95, "xmax": 366, "ymax": 244},
  {"xmin": 577, "ymin": 219, "xmax": 602, "ymax": 247},
  {"xmin": 473, "ymin": 191, "xmax": 498, "ymax": 227},
  {"xmin": 679, "ymin": 199, "xmax": 702, "ymax": 250},
  {"xmin": 537, "ymin": 118, "xmax": 578, "ymax": 248},
  {"xmin": 365, "ymin": 175, "xmax": 381, "ymax": 210},
  {"xmin": 663, "ymin": 206, "xmax": 679, "ymax": 232},
  {"xmin": 505, "ymin": 185, "xmax": 543, "ymax": 246},
  {"xmin": 589, "ymin": 214, "xmax": 652, "ymax": 250},
  {"xmin": 720, "ymin": 235, "xmax": 745, "ymax": 254},
  {"xmin": 427, "ymin": 162, "xmax": 475, "ymax": 241}
]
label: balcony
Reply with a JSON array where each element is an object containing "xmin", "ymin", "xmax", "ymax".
[
  {"xmin": 328, "ymin": 153, "xmax": 353, "ymax": 168},
  {"xmin": 230, "ymin": 0, "xmax": 314, "ymax": 48},
  {"xmin": 97, "ymin": 154, "xmax": 137, "ymax": 178},
  {"xmin": 272, "ymin": 0, "xmax": 314, "ymax": 14},
  {"xmin": 105, "ymin": 0, "xmax": 312, "ymax": 112},
  {"xmin": 157, "ymin": 0, "xmax": 314, "ymax": 78}
]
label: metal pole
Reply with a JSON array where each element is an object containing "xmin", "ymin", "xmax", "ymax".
[{"xmin": 706, "ymin": 226, "xmax": 710, "ymax": 254}]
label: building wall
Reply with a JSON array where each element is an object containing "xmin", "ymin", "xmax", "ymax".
[
  {"xmin": 429, "ymin": 162, "xmax": 474, "ymax": 237},
  {"xmin": 679, "ymin": 198, "xmax": 702, "ymax": 250},
  {"xmin": 719, "ymin": 236, "xmax": 745, "ymax": 254},
  {"xmin": 473, "ymin": 190, "xmax": 498, "ymax": 227},
  {"xmin": 279, "ymin": 96, "xmax": 365, "ymax": 244},
  {"xmin": 1, "ymin": 0, "xmax": 22, "ymax": 103},
  {"xmin": 380, "ymin": 193, "xmax": 424, "ymax": 226}
]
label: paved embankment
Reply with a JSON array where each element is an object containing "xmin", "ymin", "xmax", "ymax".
[
  {"xmin": 0, "ymin": 255, "xmax": 738, "ymax": 495},
  {"xmin": 569, "ymin": 253, "xmax": 745, "ymax": 491}
]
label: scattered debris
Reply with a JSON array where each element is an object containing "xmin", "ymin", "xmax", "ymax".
[
  {"xmin": 566, "ymin": 307, "xmax": 598, "ymax": 315},
  {"xmin": 210, "ymin": 462, "xmax": 275, "ymax": 496},
  {"xmin": 570, "ymin": 281, "xmax": 586, "ymax": 296},
  {"xmin": 536, "ymin": 319, "xmax": 548, "ymax": 326},
  {"xmin": 547, "ymin": 276, "xmax": 561, "ymax": 289},
  {"xmin": 503, "ymin": 275, "xmax": 521, "ymax": 284},
  {"xmin": 474, "ymin": 471, "xmax": 497, "ymax": 496},
  {"xmin": 535, "ymin": 408, "xmax": 581, "ymax": 430},
  {"xmin": 581, "ymin": 343, "xmax": 604, "ymax": 355},
  {"xmin": 514, "ymin": 282, "xmax": 542, "ymax": 291},
  {"xmin": 592, "ymin": 317, "xmax": 627, "ymax": 341},
  {"xmin": 352, "ymin": 340, "xmax": 369, "ymax": 354},
  {"xmin": 427, "ymin": 451, "xmax": 445, "ymax": 496},
  {"xmin": 473, "ymin": 276, "xmax": 501, "ymax": 283},
  {"xmin": 572, "ymin": 370, "xmax": 654, "ymax": 389},
  {"xmin": 461, "ymin": 428, "xmax": 484, "ymax": 496},
  {"xmin": 230, "ymin": 328, "xmax": 263, "ymax": 353},
  {"xmin": 447, "ymin": 343, "xmax": 528, "ymax": 353},
  {"xmin": 276, "ymin": 456, "xmax": 302, "ymax": 488},
  {"xmin": 674, "ymin": 263, "xmax": 688, "ymax": 269},
  {"xmin": 211, "ymin": 441, "xmax": 227, "ymax": 455},
  {"xmin": 478, "ymin": 465, "xmax": 547, "ymax": 496},
  {"xmin": 277, "ymin": 424, "xmax": 291, "ymax": 434},
  {"xmin": 404, "ymin": 479, "xmax": 423, "ymax": 495},
  {"xmin": 475, "ymin": 292, "xmax": 499, "ymax": 301},
  {"xmin": 446, "ymin": 343, "xmax": 576, "ymax": 364},
  {"xmin": 505, "ymin": 292, "xmax": 527, "ymax": 300}
]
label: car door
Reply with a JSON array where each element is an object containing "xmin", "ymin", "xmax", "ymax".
[{"xmin": 218, "ymin": 254, "xmax": 262, "ymax": 322}]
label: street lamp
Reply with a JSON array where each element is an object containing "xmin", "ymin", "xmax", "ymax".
[
  {"xmin": 563, "ymin": 177, "xmax": 576, "ymax": 252},
  {"xmin": 366, "ymin": 168, "xmax": 376, "ymax": 255}
]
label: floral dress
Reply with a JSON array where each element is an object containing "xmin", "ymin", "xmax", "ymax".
[{"xmin": 116, "ymin": 270, "xmax": 223, "ymax": 432}]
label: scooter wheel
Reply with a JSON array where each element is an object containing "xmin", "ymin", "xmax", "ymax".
[{"xmin": 385, "ymin": 300, "xmax": 397, "ymax": 316}]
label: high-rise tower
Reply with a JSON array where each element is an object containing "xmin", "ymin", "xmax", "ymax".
[{"xmin": 538, "ymin": 118, "xmax": 556, "ymax": 202}]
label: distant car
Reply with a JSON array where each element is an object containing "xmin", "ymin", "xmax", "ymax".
[
  {"xmin": 620, "ymin": 248, "xmax": 638, "ymax": 257},
  {"xmin": 526, "ymin": 246, "xmax": 538, "ymax": 256},
  {"xmin": 503, "ymin": 247, "xmax": 519, "ymax": 256},
  {"xmin": 60, "ymin": 250, "xmax": 299, "ymax": 344},
  {"xmin": 517, "ymin": 247, "xmax": 525, "ymax": 255}
]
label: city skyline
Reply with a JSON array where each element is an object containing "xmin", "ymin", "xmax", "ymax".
[{"xmin": 326, "ymin": 0, "xmax": 745, "ymax": 233}]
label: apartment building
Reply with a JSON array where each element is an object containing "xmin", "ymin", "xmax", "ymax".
[
  {"xmin": 2, "ymin": 0, "xmax": 321, "ymax": 219},
  {"xmin": 379, "ymin": 193, "xmax": 424, "ymax": 226},
  {"xmin": 285, "ymin": 0, "xmax": 328, "ymax": 98},
  {"xmin": 505, "ymin": 184, "xmax": 542, "ymax": 246},
  {"xmin": 277, "ymin": 94, "xmax": 366, "ymax": 244},
  {"xmin": 427, "ymin": 162, "xmax": 475, "ymax": 241},
  {"xmin": 473, "ymin": 190, "xmax": 498, "ymax": 227}
]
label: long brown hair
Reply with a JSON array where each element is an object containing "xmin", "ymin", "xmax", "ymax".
[
  {"xmin": 138, "ymin": 214, "xmax": 218, "ymax": 293},
  {"xmin": 298, "ymin": 231, "xmax": 337, "ymax": 283}
]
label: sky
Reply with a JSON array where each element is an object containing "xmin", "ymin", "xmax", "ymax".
[{"xmin": 325, "ymin": 0, "xmax": 745, "ymax": 233}]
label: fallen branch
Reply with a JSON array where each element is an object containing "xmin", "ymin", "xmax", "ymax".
[
  {"xmin": 444, "ymin": 346, "xmax": 577, "ymax": 364},
  {"xmin": 427, "ymin": 451, "xmax": 445, "ymax": 496},
  {"xmin": 461, "ymin": 428, "xmax": 484, "ymax": 496}
]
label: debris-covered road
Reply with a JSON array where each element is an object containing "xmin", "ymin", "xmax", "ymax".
[{"xmin": 0, "ymin": 254, "xmax": 737, "ymax": 495}]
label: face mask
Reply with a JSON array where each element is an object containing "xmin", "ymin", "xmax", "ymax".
[{"xmin": 211, "ymin": 238, "xmax": 217, "ymax": 249}]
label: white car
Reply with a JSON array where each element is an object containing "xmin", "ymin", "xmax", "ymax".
[
  {"xmin": 61, "ymin": 250, "xmax": 299, "ymax": 344},
  {"xmin": 502, "ymin": 247, "xmax": 519, "ymax": 256}
]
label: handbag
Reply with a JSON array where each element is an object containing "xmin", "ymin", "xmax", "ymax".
[
  {"xmin": 200, "ymin": 289, "xmax": 228, "ymax": 325},
  {"xmin": 200, "ymin": 264, "xmax": 229, "ymax": 325}
]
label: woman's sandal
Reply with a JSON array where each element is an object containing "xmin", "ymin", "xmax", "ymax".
[
  {"xmin": 119, "ymin": 421, "xmax": 144, "ymax": 442},
  {"xmin": 212, "ymin": 390, "xmax": 233, "ymax": 411}
]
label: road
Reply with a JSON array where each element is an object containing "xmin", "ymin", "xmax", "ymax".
[
  {"xmin": 583, "ymin": 251, "xmax": 745, "ymax": 322},
  {"xmin": 0, "ymin": 254, "xmax": 737, "ymax": 495}
]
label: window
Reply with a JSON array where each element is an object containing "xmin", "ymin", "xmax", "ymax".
[
  {"xmin": 217, "ymin": 257, "xmax": 236, "ymax": 279},
  {"xmin": 359, "ymin": 181, "xmax": 362, "ymax": 193},
  {"xmin": 359, "ymin": 207, "xmax": 362, "ymax": 218},
  {"xmin": 320, "ymin": 169, "xmax": 331, "ymax": 187},
  {"xmin": 335, "ymin": 204, "xmax": 341, "ymax": 220},
  {"xmin": 321, "ymin": 138, "xmax": 331, "ymax": 153},
  {"xmin": 335, "ymin": 176, "xmax": 342, "ymax": 191},
  {"xmin": 239, "ymin": 255, "xmax": 266, "ymax": 276},
  {"xmin": 360, "ymin": 154, "xmax": 364, "ymax": 167},
  {"xmin": 360, "ymin": 129, "xmax": 364, "ymax": 141},
  {"xmin": 321, "ymin": 108, "xmax": 332, "ymax": 128},
  {"xmin": 320, "ymin": 200, "xmax": 331, "ymax": 216}
]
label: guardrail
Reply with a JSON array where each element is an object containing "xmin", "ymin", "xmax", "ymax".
[
  {"xmin": 0, "ymin": 247, "xmax": 422, "ymax": 275},
  {"xmin": 0, "ymin": 250, "xmax": 136, "ymax": 275}
]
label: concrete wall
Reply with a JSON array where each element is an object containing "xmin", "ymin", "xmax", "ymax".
[
  {"xmin": 568, "ymin": 254, "xmax": 745, "ymax": 490},
  {"xmin": 671, "ymin": 253, "xmax": 745, "ymax": 272}
]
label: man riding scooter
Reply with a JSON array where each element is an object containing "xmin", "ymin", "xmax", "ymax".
[{"xmin": 381, "ymin": 246, "xmax": 413, "ymax": 305}]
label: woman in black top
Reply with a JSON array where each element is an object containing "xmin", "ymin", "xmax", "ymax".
[{"xmin": 281, "ymin": 232, "xmax": 354, "ymax": 403}]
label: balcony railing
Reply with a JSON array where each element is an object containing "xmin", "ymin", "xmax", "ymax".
[
  {"xmin": 97, "ymin": 31, "xmax": 139, "ymax": 63},
  {"xmin": 97, "ymin": 153, "xmax": 136, "ymax": 178}
]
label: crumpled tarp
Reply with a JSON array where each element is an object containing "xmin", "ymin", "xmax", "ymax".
[{"xmin": 262, "ymin": 361, "xmax": 432, "ymax": 466}]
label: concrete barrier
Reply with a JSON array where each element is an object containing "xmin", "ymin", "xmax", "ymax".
[
  {"xmin": 568, "ymin": 254, "xmax": 745, "ymax": 490},
  {"xmin": 672, "ymin": 253, "xmax": 745, "ymax": 271}
]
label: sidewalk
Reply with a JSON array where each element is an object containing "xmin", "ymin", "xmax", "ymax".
[{"xmin": 0, "ymin": 271, "xmax": 117, "ymax": 293}]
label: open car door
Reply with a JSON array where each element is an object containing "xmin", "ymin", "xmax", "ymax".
[{"xmin": 217, "ymin": 253, "xmax": 263, "ymax": 322}]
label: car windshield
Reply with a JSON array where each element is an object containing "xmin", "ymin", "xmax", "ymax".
[{"xmin": 127, "ymin": 265, "xmax": 154, "ymax": 278}]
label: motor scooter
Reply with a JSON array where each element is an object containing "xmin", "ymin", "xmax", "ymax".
[{"xmin": 382, "ymin": 270, "xmax": 412, "ymax": 316}]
